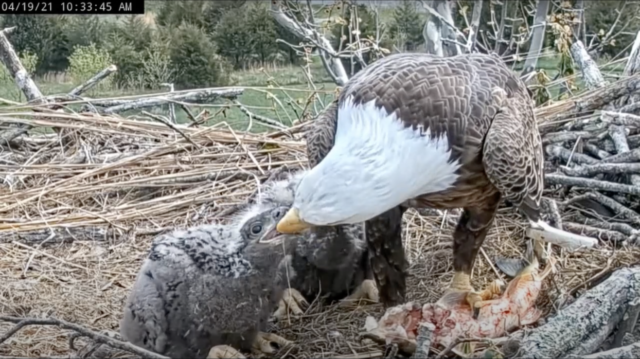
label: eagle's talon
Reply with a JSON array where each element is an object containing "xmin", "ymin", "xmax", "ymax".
[
  {"xmin": 340, "ymin": 279, "xmax": 380, "ymax": 306},
  {"xmin": 252, "ymin": 331, "xmax": 293, "ymax": 355},
  {"xmin": 273, "ymin": 288, "xmax": 308, "ymax": 319},
  {"xmin": 208, "ymin": 345, "xmax": 246, "ymax": 359}
]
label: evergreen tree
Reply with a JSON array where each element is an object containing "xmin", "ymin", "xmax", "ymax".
[
  {"xmin": 246, "ymin": 3, "xmax": 279, "ymax": 65},
  {"xmin": 212, "ymin": 7, "xmax": 253, "ymax": 69},
  {"xmin": 389, "ymin": 0, "xmax": 424, "ymax": 51}
]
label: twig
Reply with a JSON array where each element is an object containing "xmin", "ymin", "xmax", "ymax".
[
  {"xmin": 233, "ymin": 100, "xmax": 288, "ymax": 130},
  {"xmin": 141, "ymin": 111, "xmax": 201, "ymax": 150},
  {"xmin": 0, "ymin": 316, "xmax": 170, "ymax": 359}
]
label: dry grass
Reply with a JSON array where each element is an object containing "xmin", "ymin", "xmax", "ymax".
[{"xmin": 1, "ymin": 108, "xmax": 639, "ymax": 358}]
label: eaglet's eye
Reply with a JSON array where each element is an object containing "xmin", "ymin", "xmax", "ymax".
[{"xmin": 251, "ymin": 224, "xmax": 263, "ymax": 234}]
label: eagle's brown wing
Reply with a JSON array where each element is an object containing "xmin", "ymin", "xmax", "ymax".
[{"xmin": 306, "ymin": 101, "xmax": 409, "ymax": 308}]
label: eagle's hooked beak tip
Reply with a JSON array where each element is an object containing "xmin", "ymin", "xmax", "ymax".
[{"xmin": 276, "ymin": 208, "xmax": 311, "ymax": 234}]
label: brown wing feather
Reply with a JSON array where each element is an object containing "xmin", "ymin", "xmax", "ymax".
[{"xmin": 482, "ymin": 87, "xmax": 544, "ymax": 222}]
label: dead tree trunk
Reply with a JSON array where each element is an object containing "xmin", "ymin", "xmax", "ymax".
[{"xmin": 421, "ymin": 0, "xmax": 460, "ymax": 56}]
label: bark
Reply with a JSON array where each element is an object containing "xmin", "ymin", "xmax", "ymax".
[
  {"xmin": 612, "ymin": 299, "xmax": 640, "ymax": 349},
  {"xmin": 571, "ymin": 40, "xmax": 607, "ymax": 89},
  {"xmin": 545, "ymin": 173, "xmax": 640, "ymax": 196},
  {"xmin": 516, "ymin": 267, "xmax": 640, "ymax": 359},
  {"xmin": 567, "ymin": 341, "xmax": 640, "ymax": 359},
  {"xmin": 421, "ymin": 0, "xmax": 460, "ymax": 56},
  {"xmin": 542, "ymin": 130, "xmax": 602, "ymax": 145},
  {"xmin": 522, "ymin": 0, "xmax": 550, "ymax": 76},
  {"xmin": 560, "ymin": 162, "xmax": 640, "ymax": 177},
  {"xmin": 601, "ymin": 111, "xmax": 640, "ymax": 127},
  {"xmin": 545, "ymin": 145, "xmax": 600, "ymax": 165}
]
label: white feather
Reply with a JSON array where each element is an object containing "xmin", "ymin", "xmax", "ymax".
[{"xmin": 294, "ymin": 96, "xmax": 461, "ymax": 226}]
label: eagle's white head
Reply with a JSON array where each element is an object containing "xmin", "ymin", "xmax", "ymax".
[{"xmin": 276, "ymin": 96, "xmax": 461, "ymax": 234}]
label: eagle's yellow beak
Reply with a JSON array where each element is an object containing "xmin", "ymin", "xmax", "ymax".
[{"xmin": 277, "ymin": 208, "xmax": 311, "ymax": 233}]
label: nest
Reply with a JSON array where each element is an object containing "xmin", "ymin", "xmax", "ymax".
[{"xmin": 1, "ymin": 110, "xmax": 639, "ymax": 359}]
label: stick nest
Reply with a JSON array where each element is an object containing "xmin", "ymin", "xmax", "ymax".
[{"xmin": 1, "ymin": 108, "xmax": 639, "ymax": 358}]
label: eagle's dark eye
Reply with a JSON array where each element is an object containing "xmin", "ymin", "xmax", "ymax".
[{"xmin": 251, "ymin": 224, "xmax": 262, "ymax": 234}]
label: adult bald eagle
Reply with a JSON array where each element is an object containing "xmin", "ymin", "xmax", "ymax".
[{"xmin": 276, "ymin": 52, "xmax": 596, "ymax": 311}]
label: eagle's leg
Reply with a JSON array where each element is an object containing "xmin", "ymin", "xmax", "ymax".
[
  {"xmin": 208, "ymin": 345, "xmax": 246, "ymax": 359},
  {"xmin": 445, "ymin": 195, "xmax": 501, "ymax": 319},
  {"xmin": 339, "ymin": 279, "xmax": 380, "ymax": 306},
  {"xmin": 252, "ymin": 331, "xmax": 293, "ymax": 355},
  {"xmin": 272, "ymin": 288, "xmax": 308, "ymax": 320}
]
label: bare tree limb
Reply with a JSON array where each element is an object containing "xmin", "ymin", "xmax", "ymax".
[
  {"xmin": 522, "ymin": 0, "xmax": 551, "ymax": 75},
  {"xmin": 87, "ymin": 88, "xmax": 244, "ymax": 114},
  {"xmin": 270, "ymin": 0, "xmax": 348, "ymax": 86},
  {"xmin": 68, "ymin": 65, "xmax": 117, "ymax": 97}
]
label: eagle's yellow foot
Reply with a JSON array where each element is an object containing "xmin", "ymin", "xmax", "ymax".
[
  {"xmin": 208, "ymin": 345, "xmax": 246, "ymax": 359},
  {"xmin": 252, "ymin": 331, "xmax": 293, "ymax": 355},
  {"xmin": 273, "ymin": 288, "xmax": 308, "ymax": 320},
  {"xmin": 340, "ymin": 279, "xmax": 380, "ymax": 306},
  {"xmin": 441, "ymin": 272, "xmax": 501, "ymax": 319}
]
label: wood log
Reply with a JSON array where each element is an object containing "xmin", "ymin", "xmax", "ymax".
[
  {"xmin": 566, "ymin": 341, "xmax": 640, "ymax": 359},
  {"xmin": 545, "ymin": 174, "xmax": 640, "ymax": 196},
  {"xmin": 515, "ymin": 267, "xmax": 640, "ymax": 359},
  {"xmin": 571, "ymin": 40, "xmax": 607, "ymax": 90}
]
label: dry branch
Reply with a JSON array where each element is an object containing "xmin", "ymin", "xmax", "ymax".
[
  {"xmin": 515, "ymin": 267, "xmax": 640, "ymax": 359},
  {"xmin": 545, "ymin": 174, "xmax": 640, "ymax": 196},
  {"xmin": 68, "ymin": 65, "xmax": 117, "ymax": 97},
  {"xmin": 0, "ymin": 316, "xmax": 170, "ymax": 359},
  {"xmin": 88, "ymin": 88, "xmax": 244, "ymax": 114}
]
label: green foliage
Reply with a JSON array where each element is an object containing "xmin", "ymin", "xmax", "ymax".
[
  {"xmin": 389, "ymin": 0, "xmax": 424, "ymax": 51},
  {"xmin": 63, "ymin": 15, "xmax": 106, "ymax": 48},
  {"xmin": 0, "ymin": 50, "xmax": 38, "ymax": 83},
  {"xmin": 68, "ymin": 43, "xmax": 113, "ymax": 91},
  {"xmin": 0, "ymin": 15, "xmax": 71, "ymax": 73},
  {"xmin": 213, "ymin": 7, "xmax": 253, "ymax": 68},
  {"xmin": 156, "ymin": 1, "xmax": 246, "ymax": 34},
  {"xmin": 101, "ymin": 15, "xmax": 155, "ymax": 88},
  {"xmin": 167, "ymin": 22, "xmax": 231, "ymax": 89},
  {"xmin": 245, "ymin": 3, "xmax": 280, "ymax": 64}
]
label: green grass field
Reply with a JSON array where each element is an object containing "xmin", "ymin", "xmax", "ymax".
[{"xmin": 0, "ymin": 51, "xmax": 627, "ymax": 134}]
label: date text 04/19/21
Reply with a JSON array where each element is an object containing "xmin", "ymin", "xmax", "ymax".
[{"xmin": 0, "ymin": 1, "xmax": 145, "ymax": 15}]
